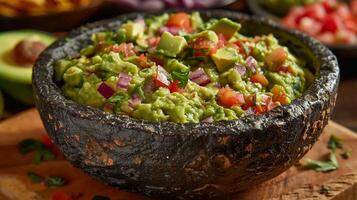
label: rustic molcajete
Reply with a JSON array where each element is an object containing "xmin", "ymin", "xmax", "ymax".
[{"xmin": 33, "ymin": 10, "xmax": 339, "ymax": 199}]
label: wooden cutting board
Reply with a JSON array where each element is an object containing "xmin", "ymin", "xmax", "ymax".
[{"xmin": 0, "ymin": 109, "xmax": 356, "ymax": 200}]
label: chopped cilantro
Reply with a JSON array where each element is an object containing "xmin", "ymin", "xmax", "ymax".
[
  {"xmin": 47, "ymin": 176, "xmax": 67, "ymax": 187},
  {"xmin": 307, "ymin": 153, "xmax": 339, "ymax": 172},
  {"xmin": 27, "ymin": 172, "xmax": 43, "ymax": 183},
  {"xmin": 172, "ymin": 68, "xmax": 189, "ymax": 88},
  {"xmin": 27, "ymin": 172, "xmax": 66, "ymax": 188},
  {"xmin": 107, "ymin": 93, "xmax": 128, "ymax": 104},
  {"xmin": 341, "ymin": 149, "xmax": 352, "ymax": 159},
  {"xmin": 18, "ymin": 138, "xmax": 56, "ymax": 165},
  {"xmin": 18, "ymin": 139, "xmax": 43, "ymax": 154},
  {"xmin": 327, "ymin": 135, "xmax": 342, "ymax": 151}
]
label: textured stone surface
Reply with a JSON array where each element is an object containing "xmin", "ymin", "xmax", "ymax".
[{"xmin": 32, "ymin": 10, "xmax": 339, "ymax": 199}]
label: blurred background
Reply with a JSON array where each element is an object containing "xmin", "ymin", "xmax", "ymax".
[{"xmin": 0, "ymin": 0, "xmax": 355, "ymax": 131}]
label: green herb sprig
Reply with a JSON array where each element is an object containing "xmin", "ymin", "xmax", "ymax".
[
  {"xmin": 18, "ymin": 139, "xmax": 56, "ymax": 164},
  {"xmin": 305, "ymin": 134, "xmax": 352, "ymax": 172},
  {"xmin": 27, "ymin": 172, "xmax": 67, "ymax": 187}
]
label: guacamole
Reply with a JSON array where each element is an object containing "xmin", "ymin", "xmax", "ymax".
[{"xmin": 55, "ymin": 12, "xmax": 313, "ymax": 123}]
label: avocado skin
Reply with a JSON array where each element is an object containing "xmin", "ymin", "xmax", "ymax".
[
  {"xmin": 33, "ymin": 10, "xmax": 339, "ymax": 199},
  {"xmin": 0, "ymin": 79, "xmax": 34, "ymax": 105},
  {"xmin": 0, "ymin": 30, "xmax": 55, "ymax": 104}
]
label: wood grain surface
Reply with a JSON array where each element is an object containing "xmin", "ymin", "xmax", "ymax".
[{"xmin": 0, "ymin": 109, "xmax": 356, "ymax": 200}]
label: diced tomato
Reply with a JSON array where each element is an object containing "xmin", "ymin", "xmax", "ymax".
[
  {"xmin": 154, "ymin": 66, "xmax": 171, "ymax": 88},
  {"xmin": 147, "ymin": 36, "xmax": 161, "ymax": 48},
  {"xmin": 298, "ymin": 17, "xmax": 322, "ymax": 36},
  {"xmin": 217, "ymin": 33, "xmax": 227, "ymax": 48},
  {"xmin": 320, "ymin": 14, "xmax": 340, "ymax": 33},
  {"xmin": 265, "ymin": 47, "xmax": 287, "ymax": 67},
  {"xmin": 41, "ymin": 134, "xmax": 53, "ymax": 148},
  {"xmin": 335, "ymin": 30, "xmax": 357, "ymax": 44},
  {"xmin": 52, "ymin": 191, "xmax": 73, "ymax": 200},
  {"xmin": 304, "ymin": 3, "xmax": 327, "ymax": 21},
  {"xmin": 336, "ymin": 4, "xmax": 351, "ymax": 20},
  {"xmin": 322, "ymin": 0, "xmax": 338, "ymax": 13},
  {"xmin": 168, "ymin": 80, "xmax": 180, "ymax": 93},
  {"xmin": 168, "ymin": 80, "xmax": 185, "ymax": 93},
  {"xmin": 218, "ymin": 86, "xmax": 245, "ymax": 107},
  {"xmin": 166, "ymin": 12, "xmax": 192, "ymax": 32},
  {"xmin": 271, "ymin": 85, "xmax": 289, "ymax": 105},
  {"xmin": 250, "ymin": 74, "xmax": 269, "ymax": 87},
  {"xmin": 254, "ymin": 105, "xmax": 267, "ymax": 114},
  {"xmin": 276, "ymin": 65, "xmax": 294, "ymax": 74},
  {"xmin": 137, "ymin": 54, "xmax": 150, "ymax": 68},
  {"xmin": 282, "ymin": 7, "xmax": 306, "ymax": 27},
  {"xmin": 351, "ymin": 0, "xmax": 357, "ymax": 15},
  {"xmin": 193, "ymin": 38, "xmax": 212, "ymax": 49},
  {"xmin": 233, "ymin": 41, "xmax": 245, "ymax": 55},
  {"xmin": 242, "ymin": 94, "xmax": 255, "ymax": 110},
  {"xmin": 345, "ymin": 18, "xmax": 357, "ymax": 33},
  {"xmin": 111, "ymin": 43, "xmax": 136, "ymax": 57},
  {"xmin": 192, "ymin": 37, "xmax": 219, "ymax": 56},
  {"xmin": 316, "ymin": 32, "xmax": 335, "ymax": 44}
]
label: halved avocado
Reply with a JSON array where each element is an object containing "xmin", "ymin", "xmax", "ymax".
[
  {"xmin": 0, "ymin": 30, "xmax": 55, "ymax": 104},
  {"xmin": 33, "ymin": 11, "xmax": 339, "ymax": 199}
]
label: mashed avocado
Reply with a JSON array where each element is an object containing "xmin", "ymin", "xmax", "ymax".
[{"xmin": 55, "ymin": 12, "xmax": 313, "ymax": 123}]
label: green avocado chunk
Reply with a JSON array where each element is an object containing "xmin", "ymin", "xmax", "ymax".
[
  {"xmin": 209, "ymin": 18, "xmax": 241, "ymax": 40},
  {"xmin": 121, "ymin": 22, "xmax": 145, "ymax": 41},
  {"xmin": 156, "ymin": 31, "xmax": 188, "ymax": 57},
  {"xmin": 211, "ymin": 47, "xmax": 239, "ymax": 72},
  {"xmin": 191, "ymin": 30, "xmax": 218, "ymax": 43}
]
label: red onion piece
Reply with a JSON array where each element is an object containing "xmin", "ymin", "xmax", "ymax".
[
  {"xmin": 234, "ymin": 64, "xmax": 247, "ymax": 76},
  {"xmin": 144, "ymin": 79, "xmax": 155, "ymax": 92},
  {"xmin": 117, "ymin": 72, "xmax": 132, "ymax": 91},
  {"xmin": 192, "ymin": 75, "xmax": 211, "ymax": 86},
  {"xmin": 156, "ymin": 65, "xmax": 171, "ymax": 86},
  {"xmin": 245, "ymin": 107, "xmax": 255, "ymax": 115},
  {"xmin": 158, "ymin": 27, "xmax": 181, "ymax": 35},
  {"xmin": 129, "ymin": 94, "xmax": 142, "ymax": 107},
  {"xmin": 246, "ymin": 56, "xmax": 257, "ymax": 73},
  {"xmin": 134, "ymin": 16, "xmax": 146, "ymax": 28},
  {"xmin": 202, "ymin": 116, "xmax": 214, "ymax": 123},
  {"xmin": 189, "ymin": 68, "xmax": 205, "ymax": 80},
  {"xmin": 189, "ymin": 68, "xmax": 211, "ymax": 86},
  {"xmin": 98, "ymin": 82, "xmax": 114, "ymax": 99}
]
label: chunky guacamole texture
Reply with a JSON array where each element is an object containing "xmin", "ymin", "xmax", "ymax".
[{"xmin": 55, "ymin": 12, "xmax": 313, "ymax": 123}]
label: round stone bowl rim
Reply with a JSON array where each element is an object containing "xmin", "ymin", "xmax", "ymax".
[{"xmin": 33, "ymin": 9, "xmax": 339, "ymax": 137}]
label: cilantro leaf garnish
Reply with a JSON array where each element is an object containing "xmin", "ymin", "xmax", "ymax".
[
  {"xmin": 18, "ymin": 139, "xmax": 43, "ymax": 154},
  {"xmin": 27, "ymin": 172, "xmax": 66, "ymax": 188},
  {"xmin": 133, "ymin": 84, "xmax": 145, "ymax": 99},
  {"xmin": 107, "ymin": 93, "xmax": 128, "ymax": 104},
  {"xmin": 307, "ymin": 153, "xmax": 339, "ymax": 172},
  {"xmin": 47, "ymin": 176, "xmax": 67, "ymax": 187},
  {"xmin": 341, "ymin": 149, "xmax": 352, "ymax": 159},
  {"xmin": 327, "ymin": 135, "xmax": 342, "ymax": 151},
  {"xmin": 172, "ymin": 68, "xmax": 190, "ymax": 88},
  {"xmin": 18, "ymin": 138, "xmax": 56, "ymax": 165},
  {"xmin": 27, "ymin": 172, "xmax": 43, "ymax": 184}
]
